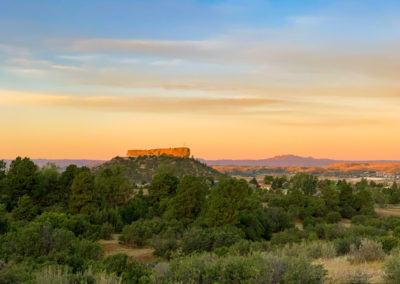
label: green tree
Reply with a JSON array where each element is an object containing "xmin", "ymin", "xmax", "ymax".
[
  {"xmin": 120, "ymin": 193, "xmax": 149, "ymax": 224},
  {"xmin": 95, "ymin": 165, "xmax": 131, "ymax": 207},
  {"xmin": 338, "ymin": 180, "xmax": 356, "ymax": 218},
  {"xmin": 164, "ymin": 175, "xmax": 208, "ymax": 223},
  {"xmin": 12, "ymin": 195, "xmax": 39, "ymax": 221},
  {"xmin": 290, "ymin": 173, "xmax": 318, "ymax": 196},
  {"xmin": 204, "ymin": 178, "xmax": 259, "ymax": 227},
  {"xmin": 388, "ymin": 182, "xmax": 400, "ymax": 204},
  {"xmin": 0, "ymin": 160, "xmax": 6, "ymax": 181},
  {"xmin": 148, "ymin": 173, "xmax": 179, "ymax": 203},
  {"xmin": 148, "ymin": 173, "xmax": 179, "ymax": 215},
  {"xmin": 249, "ymin": 177, "xmax": 259, "ymax": 188},
  {"xmin": 0, "ymin": 161, "xmax": 6, "ymax": 205},
  {"xmin": 271, "ymin": 175, "xmax": 288, "ymax": 190},
  {"xmin": 321, "ymin": 184, "xmax": 340, "ymax": 212},
  {"xmin": 58, "ymin": 164, "xmax": 79, "ymax": 206},
  {"xmin": 264, "ymin": 175, "xmax": 274, "ymax": 185},
  {"xmin": 36, "ymin": 163, "xmax": 61, "ymax": 207},
  {"xmin": 4, "ymin": 157, "xmax": 39, "ymax": 210},
  {"xmin": 69, "ymin": 170, "xmax": 97, "ymax": 214}
]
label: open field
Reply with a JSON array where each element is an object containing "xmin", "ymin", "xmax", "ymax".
[
  {"xmin": 315, "ymin": 257, "xmax": 385, "ymax": 284},
  {"xmin": 98, "ymin": 234, "xmax": 156, "ymax": 263}
]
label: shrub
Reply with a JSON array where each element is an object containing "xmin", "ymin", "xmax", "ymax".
[
  {"xmin": 34, "ymin": 265, "xmax": 121, "ymax": 284},
  {"xmin": 0, "ymin": 261, "xmax": 33, "ymax": 284},
  {"xmin": 119, "ymin": 219, "xmax": 154, "ymax": 247},
  {"xmin": 326, "ymin": 212, "xmax": 341, "ymax": 224},
  {"xmin": 103, "ymin": 253, "xmax": 151, "ymax": 283},
  {"xmin": 347, "ymin": 239, "xmax": 385, "ymax": 264},
  {"xmin": 393, "ymin": 226, "xmax": 400, "ymax": 238},
  {"xmin": 386, "ymin": 216, "xmax": 400, "ymax": 230},
  {"xmin": 181, "ymin": 226, "xmax": 245, "ymax": 254},
  {"xmin": 280, "ymin": 241, "xmax": 336, "ymax": 260},
  {"xmin": 263, "ymin": 207, "xmax": 294, "ymax": 233},
  {"xmin": 161, "ymin": 252, "xmax": 326, "ymax": 283},
  {"xmin": 302, "ymin": 217, "xmax": 324, "ymax": 229},
  {"xmin": 351, "ymin": 215, "xmax": 368, "ymax": 225},
  {"xmin": 324, "ymin": 224, "xmax": 347, "ymax": 240},
  {"xmin": 228, "ymin": 240, "xmax": 270, "ymax": 256},
  {"xmin": 379, "ymin": 236, "xmax": 398, "ymax": 253},
  {"xmin": 100, "ymin": 222, "xmax": 114, "ymax": 240},
  {"xmin": 152, "ymin": 235, "xmax": 179, "ymax": 259},
  {"xmin": 334, "ymin": 237, "xmax": 361, "ymax": 255},
  {"xmin": 385, "ymin": 249, "xmax": 400, "ymax": 284},
  {"xmin": 270, "ymin": 228, "xmax": 304, "ymax": 246}
]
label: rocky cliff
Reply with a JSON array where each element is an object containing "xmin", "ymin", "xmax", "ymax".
[{"xmin": 126, "ymin": 147, "xmax": 190, "ymax": 158}]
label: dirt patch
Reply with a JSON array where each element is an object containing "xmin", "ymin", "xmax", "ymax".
[
  {"xmin": 99, "ymin": 234, "xmax": 156, "ymax": 263},
  {"xmin": 315, "ymin": 256, "xmax": 385, "ymax": 283},
  {"xmin": 375, "ymin": 205, "xmax": 400, "ymax": 217}
]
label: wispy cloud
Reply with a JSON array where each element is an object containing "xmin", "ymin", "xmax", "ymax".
[
  {"xmin": 51, "ymin": 35, "xmax": 400, "ymax": 84},
  {"xmin": 0, "ymin": 89, "xmax": 282, "ymax": 115}
]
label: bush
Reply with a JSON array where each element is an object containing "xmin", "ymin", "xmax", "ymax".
[
  {"xmin": 280, "ymin": 241, "xmax": 336, "ymax": 260},
  {"xmin": 100, "ymin": 222, "xmax": 114, "ymax": 240},
  {"xmin": 324, "ymin": 224, "xmax": 347, "ymax": 240},
  {"xmin": 103, "ymin": 253, "xmax": 151, "ymax": 283},
  {"xmin": 385, "ymin": 249, "xmax": 400, "ymax": 284},
  {"xmin": 351, "ymin": 215, "xmax": 368, "ymax": 225},
  {"xmin": 386, "ymin": 216, "xmax": 400, "ymax": 230},
  {"xmin": 119, "ymin": 219, "xmax": 163, "ymax": 247},
  {"xmin": 181, "ymin": 226, "xmax": 245, "ymax": 254},
  {"xmin": 302, "ymin": 217, "xmax": 324, "ymax": 229},
  {"xmin": 347, "ymin": 239, "xmax": 385, "ymax": 264},
  {"xmin": 160, "ymin": 252, "xmax": 326, "ymax": 283},
  {"xmin": 0, "ymin": 261, "xmax": 33, "ymax": 284},
  {"xmin": 334, "ymin": 237, "xmax": 361, "ymax": 255},
  {"xmin": 379, "ymin": 236, "xmax": 398, "ymax": 253},
  {"xmin": 152, "ymin": 235, "xmax": 179, "ymax": 259},
  {"xmin": 270, "ymin": 228, "xmax": 304, "ymax": 246},
  {"xmin": 34, "ymin": 265, "xmax": 121, "ymax": 284},
  {"xmin": 326, "ymin": 212, "xmax": 341, "ymax": 224},
  {"xmin": 393, "ymin": 226, "xmax": 400, "ymax": 238}
]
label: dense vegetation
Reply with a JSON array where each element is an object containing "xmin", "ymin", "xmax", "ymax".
[
  {"xmin": 1, "ymin": 157, "xmax": 400, "ymax": 283},
  {"xmin": 97, "ymin": 155, "xmax": 226, "ymax": 184}
]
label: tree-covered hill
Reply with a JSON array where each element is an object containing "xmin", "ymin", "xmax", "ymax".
[{"xmin": 96, "ymin": 155, "xmax": 226, "ymax": 183}]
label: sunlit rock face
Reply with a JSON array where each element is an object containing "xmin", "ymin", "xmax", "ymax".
[{"xmin": 126, "ymin": 147, "xmax": 190, "ymax": 158}]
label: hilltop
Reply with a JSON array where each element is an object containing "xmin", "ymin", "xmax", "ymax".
[{"xmin": 97, "ymin": 155, "xmax": 226, "ymax": 183}]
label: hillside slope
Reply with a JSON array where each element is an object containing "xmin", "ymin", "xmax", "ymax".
[{"xmin": 97, "ymin": 155, "xmax": 226, "ymax": 183}]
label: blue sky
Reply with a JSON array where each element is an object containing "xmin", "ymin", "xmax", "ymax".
[{"xmin": 1, "ymin": 0, "xmax": 400, "ymax": 159}]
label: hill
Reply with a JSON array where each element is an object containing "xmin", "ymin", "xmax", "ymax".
[
  {"xmin": 97, "ymin": 155, "xmax": 226, "ymax": 183},
  {"xmin": 202, "ymin": 154, "xmax": 400, "ymax": 167}
]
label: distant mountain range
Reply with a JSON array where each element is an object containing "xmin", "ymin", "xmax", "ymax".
[
  {"xmin": 200, "ymin": 155, "xmax": 400, "ymax": 167},
  {"xmin": 3, "ymin": 154, "xmax": 400, "ymax": 169}
]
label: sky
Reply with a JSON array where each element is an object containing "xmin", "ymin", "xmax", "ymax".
[{"xmin": 1, "ymin": 0, "xmax": 400, "ymax": 160}]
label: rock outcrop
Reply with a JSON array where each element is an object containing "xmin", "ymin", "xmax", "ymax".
[{"xmin": 126, "ymin": 147, "xmax": 190, "ymax": 158}]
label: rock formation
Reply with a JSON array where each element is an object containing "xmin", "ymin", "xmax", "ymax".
[{"xmin": 126, "ymin": 147, "xmax": 190, "ymax": 158}]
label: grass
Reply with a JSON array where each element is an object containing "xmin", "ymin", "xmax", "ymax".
[
  {"xmin": 98, "ymin": 234, "xmax": 156, "ymax": 263},
  {"xmin": 315, "ymin": 256, "xmax": 385, "ymax": 284}
]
